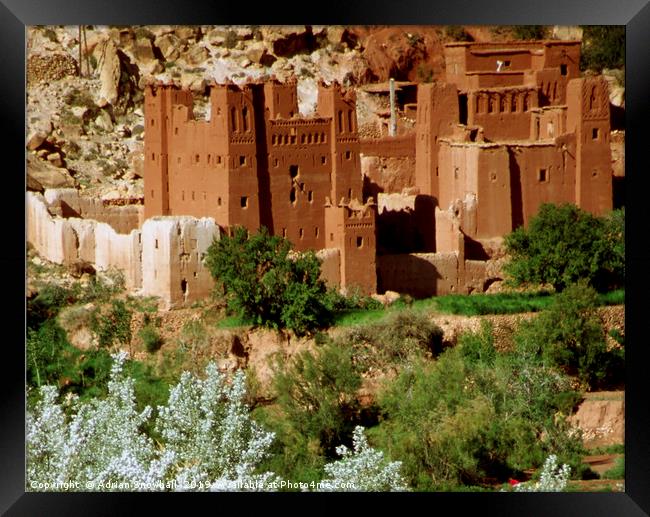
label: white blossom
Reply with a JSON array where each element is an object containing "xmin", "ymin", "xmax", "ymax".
[
  {"xmin": 513, "ymin": 454, "xmax": 571, "ymax": 492},
  {"xmin": 317, "ymin": 426, "xmax": 409, "ymax": 492}
]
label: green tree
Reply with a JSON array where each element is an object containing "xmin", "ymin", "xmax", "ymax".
[
  {"xmin": 205, "ymin": 226, "xmax": 333, "ymax": 334},
  {"xmin": 580, "ymin": 26, "xmax": 625, "ymax": 71},
  {"xmin": 504, "ymin": 203, "xmax": 624, "ymax": 293},
  {"xmin": 514, "ymin": 283, "xmax": 624, "ymax": 389}
]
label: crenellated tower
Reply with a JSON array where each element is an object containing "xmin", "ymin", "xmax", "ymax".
[{"xmin": 316, "ymin": 81, "xmax": 363, "ymax": 204}]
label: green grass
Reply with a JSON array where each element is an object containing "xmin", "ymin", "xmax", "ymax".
[
  {"xmin": 216, "ymin": 315, "xmax": 250, "ymax": 329},
  {"xmin": 589, "ymin": 444, "xmax": 625, "ymax": 455}
]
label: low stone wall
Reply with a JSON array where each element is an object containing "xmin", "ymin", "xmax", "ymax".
[{"xmin": 377, "ymin": 252, "xmax": 459, "ymax": 297}]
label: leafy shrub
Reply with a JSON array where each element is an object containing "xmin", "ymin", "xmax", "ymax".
[
  {"xmin": 342, "ymin": 309, "xmax": 444, "ymax": 370},
  {"xmin": 510, "ymin": 25, "xmax": 548, "ymax": 40},
  {"xmin": 371, "ymin": 326, "xmax": 584, "ymax": 490},
  {"xmin": 90, "ymin": 299, "xmax": 133, "ymax": 349},
  {"xmin": 445, "ymin": 26, "xmax": 473, "ymax": 42},
  {"xmin": 139, "ymin": 325, "xmax": 163, "ymax": 353},
  {"xmin": 504, "ymin": 204, "xmax": 625, "ymax": 293},
  {"xmin": 580, "ymin": 26, "xmax": 625, "ymax": 71},
  {"xmin": 514, "ymin": 283, "xmax": 624, "ymax": 389},
  {"xmin": 205, "ymin": 226, "xmax": 333, "ymax": 335}
]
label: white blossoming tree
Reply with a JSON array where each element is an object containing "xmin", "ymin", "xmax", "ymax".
[
  {"xmin": 27, "ymin": 353, "xmax": 408, "ymax": 492},
  {"xmin": 513, "ymin": 454, "xmax": 571, "ymax": 492},
  {"xmin": 317, "ymin": 426, "xmax": 409, "ymax": 492}
]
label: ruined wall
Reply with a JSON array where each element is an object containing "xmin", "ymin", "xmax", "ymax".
[
  {"xmin": 377, "ymin": 252, "xmax": 459, "ymax": 297},
  {"xmin": 27, "ymin": 192, "xmax": 143, "ymax": 289},
  {"xmin": 141, "ymin": 216, "xmax": 220, "ymax": 310},
  {"xmin": 27, "ymin": 192, "xmax": 79, "ymax": 265},
  {"xmin": 44, "ymin": 188, "xmax": 143, "ymax": 234}
]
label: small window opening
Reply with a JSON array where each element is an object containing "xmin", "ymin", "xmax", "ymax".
[
  {"xmin": 195, "ymin": 154, "xmax": 200, "ymax": 164},
  {"xmin": 356, "ymin": 236, "xmax": 363, "ymax": 248},
  {"xmin": 560, "ymin": 64, "xmax": 568, "ymax": 76},
  {"xmin": 290, "ymin": 188, "xmax": 296, "ymax": 204},
  {"xmin": 490, "ymin": 172, "xmax": 497, "ymax": 182},
  {"xmin": 151, "ymin": 189, "xmax": 154, "ymax": 198},
  {"xmin": 348, "ymin": 188, "xmax": 352, "ymax": 199},
  {"xmin": 240, "ymin": 196, "xmax": 248, "ymax": 208},
  {"xmin": 330, "ymin": 233, "xmax": 334, "ymax": 242},
  {"xmin": 504, "ymin": 60, "xmax": 511, "ymax": 67},
  {"xmin": 274, "ymin": 158, "xmax": 279, "ymax": 167},
  {"xmin": 155, "ymin": 239, "xmax": 159, "ymax": 249},
  {"xmin": 315, "ymin": 227, "xmax": 319, "ymax": 237},
  {"xmin": 345, "ymin": 151, "xmax": 351, "ymax": 160},
  {"xmin": 151, "ymin": 153, "xmax": 155, "ymax": 161},
  {"xmin": 538, "ymin": 168, "xmax": 548, "ymax": 182},
  {"xmin": 299, "ymin": 228, "xmax": 304, "ymax": 239},
  {"xmin": 321, "ymin": 156, "xmax": 326, "ymax": 165},
  {"xmin": 181, "ymin": 279, "xmax": 188, "ymax": 296},
  {"xmin": 289, "ymin": 165, "xmax": 299, "ymax": 179},
  {"xmin": 239, "ymin": 155, "xmax": 246, "ymax": 166},
  {"xmin": 592, "ymin": 128, "xmax": 599, "ymax": 140},
  {"xmin": 191, "ymin": 191, "xmax": 195, "ymax": 201},
  {"xmin": 174, "ymin": 127, "xmax": 178, "ymax": 135},
  {"xmin": 217, "ymin": 197, "xmax": 222, "ymax": 206},
  {"xmin": 308, "ymin": 191, "xmax": 314, "ymax": 202},
  {"xmin": 282, "ymin": 228, "xmax": 287, "ymax": 237}
]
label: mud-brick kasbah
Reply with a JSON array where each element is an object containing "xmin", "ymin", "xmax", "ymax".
[{"xmin": 27, "ymin": 39, "xmax": 616, "ymax": 309}]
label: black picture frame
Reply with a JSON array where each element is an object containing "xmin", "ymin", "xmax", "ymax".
[{"xmin": 4, "ymin": 1, "xmax": 648, "ymax": 514}]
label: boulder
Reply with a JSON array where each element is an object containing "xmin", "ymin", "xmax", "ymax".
[
  {"xmin": 134, "ymin": 37, "xmax": 163, "ymax": 75},
  {"xmin": 94, "ymin": 110, "xmax": 114, "ymax": 132},
  {"xmin": 46, "ymin": 152, "xmax": 64, "ymax": 168},
  {"xmin": 96, "ymin": 39, "xmax": 121, "ymax": 106},
  {"xmin": 155, "ymin": 33, "xmax": 182, "ymax": 61},
  {"xmin": 27, "ymin": 155, "xmax": 75, "ymax": 189},
  {"xmin": 174, "ymin": 26, "xmax": 201, "ymax": 42},
  {"xmin": 246, "ymin": 45, "xmax": 277, "ymax": 67},
  {"xmin": 182, "ymin": 45, "xmax": 209, "ymax": 65}
]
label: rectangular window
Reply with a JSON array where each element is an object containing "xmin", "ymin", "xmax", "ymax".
[
  {"xmin": 330, "ymin": 233, "xmax": 334, "ymax": 242},
  {"xmin": 155, "ymin": 239, "xmax": 158, "ymax": 249},
  {"xmin": 560, "ymin": 64, "xmax": 568, "ymax": 76},
  {"xmin": 345, "ymin": 151, "xmax": 351, "ymax": 160},
  {"xmin": 308, "ymin": 191, "xmax": 313, "ymax": 202},
  {"xmin": 191, "ymin": 191, "xmax": 195, "ymax": 201},
  {"xmin": 356, "ymin": 236, "xmax": 363, "ymax": 248},
  {"xmin": 151, "ymin": 153, "xmax": 155, "ymax": 161},
  {"xmin": 217, "ymin": 155, "xmax": 222, "ymax": 165},
  {"xmin": 195, "ymin": 154, "xmax": 200, "ymax": 164},
  {"xmin": 239, "ymin": 156, "xmax": 246, "ymax": 166},
  {"xmin": 321, "ymin": 156, "xmax": 326, "ymax": 165},
  {"xmin": 282, "ymin": 228, "xmax": 287, "ymax": 237},
  {"xmin": 592, "ymin": 127, "xmax": 599, "ymax": 140},
  {"xmin": 217, "ymin": 197, "xmax": 222, "ymax": 206},
  {"xmin": 314, "ymin": 227, "xmax": 319, "ymax": 237},
  {"xmin": 240, "ymin": 196, "xmax": 248, "ymax": 208},
  {"xmin": 538, "ymin": 168, "xmax": 548, "ymax": 182},
  {"xmin": 299, "ymin": 228, "xmax": 304, "ymax": 239},
  {"xmin": 182, "ymin": 191, "xmax": 185, "ymax": 201},
  {"xmin": 151, "ymin": 189, "xmax": 154, "ymax": 198}
]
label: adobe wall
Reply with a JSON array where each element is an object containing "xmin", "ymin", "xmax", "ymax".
[
  {"xmin": 94, "ymin": 224, "xmax": 142, "ymax": 289},
  {"xmin": 377, "ymin": 252, "xmax": 459, "ymax": 298},
  {"xmin": 141, "ymin": 216, "xmax": 220, "ymax": 310},
  {"xmin": 27, "ymin": 192, "xmax": 143, "ymax": 289},
  {"xmin": 361, "ymin": 156, "xmax": 416, "ymax": 196},
  {"xmin": 359, "ymin": 134, "xmax": 416, "ymax": 158},
  {"xmin": 44, "ymin": 188, "xmax": 143, "ymax": 234},
  {"xmin": 27, "ymin": 192, "xmax": 79, "ymax": 265},
  {"xmin": 316, "ymin": 248, "xmax": 341, "ymax": 289},
  {"xmin": 467, "ymin": 88, "xmax": 537, "ymax": 141}
]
